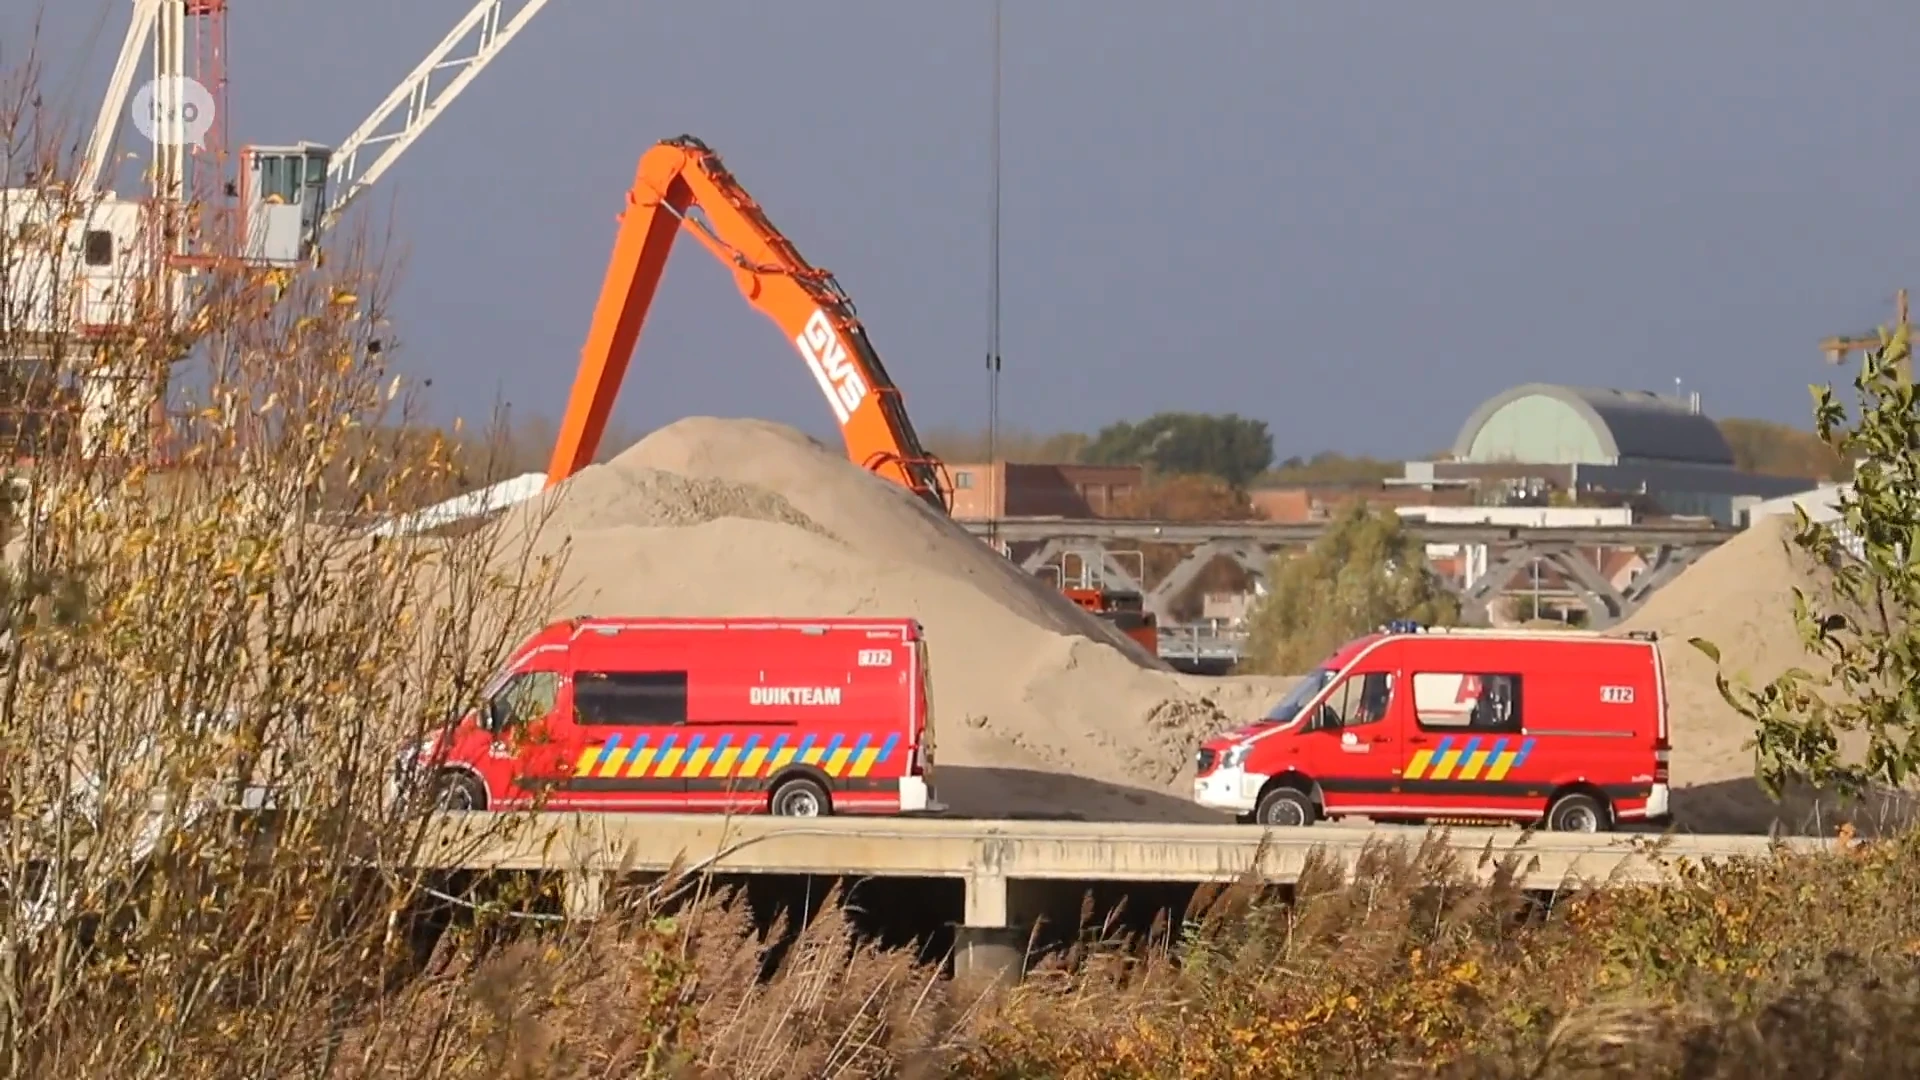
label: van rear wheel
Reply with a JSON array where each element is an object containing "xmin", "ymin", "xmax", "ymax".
[
  {"xmin": 1255, "ymin": 786, "xmax": 1316, "ymax": 828},
  {"xmin": 1546, "ymin": 792, "xmax": 1609, "ymax": 833},
  {"xmin": 770, "ymin": 776, "xmax": 832, "ymax": 818}
]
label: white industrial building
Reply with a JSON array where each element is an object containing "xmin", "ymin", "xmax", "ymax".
[
  {"xmin": 1400, "ymin": 383, "xmax": 1814, "ymax": 525},
  {"xmin": 1743, "ymin": 479, "xmax": 1864, "ymax": 560}
]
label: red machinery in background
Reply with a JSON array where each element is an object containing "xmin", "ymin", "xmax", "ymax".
[
  {"xmin": 543, "ymin": 136, "xmax": 951, "ymax": 510},
  {"xmin": 542, "ymin": 134, "xmax": 1165, "ymax": 661},
  {"xmin": 1048, "ymin": 549, "xmax": 1159, "ymax": 656}
]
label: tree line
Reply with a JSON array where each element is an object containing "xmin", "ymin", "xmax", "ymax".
[
  {"xmin": 923, "ymin": 411, "xmax": 1850, "ymax": 490},
  {"xmin": 373, "ymin": 406, "xmax": 1849, "ymax": 511}
]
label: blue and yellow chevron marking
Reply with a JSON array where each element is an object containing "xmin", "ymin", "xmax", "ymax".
[
  {"xmin": 1404, "ymin": 736, "xmax": 1535, "ymax": 782},
  {"xmin": 685, "ymin": 734, "xmax": 722, "ymax": 777},
  {"xmin": 1456, "ymin": 737, "xmax": 1492, "ymax": 781},
  {"xmin": 773, "ymin": 735, "xmax": 812, "ymax": 772},
  {"xmin": 851, "ymin": 733, "xmax": 899, "ymax": 778},
  {"xmin": 1405, "ymin": 730, "xmax": 1536, "ymax": 780},
  {"xmin": 736, "ymin": 735, "xmax": 764, "ymax": 777},
  {"xmin": 575, "ymin": 735, "xmax": 632, "ymax": 778},
  {"xmin": 626, "ymin": 734, "xmax": 666, "ymax": 778},
  {"xmin": 1429, "ymin": 737, "xmax": 1471, "ymax": 781},
  {"xmin": 672, "ymin": 735, "xmax": 705, "ymax": 778},
  {"xmin": 815, "ymin": 734, "xmax": 847, "ymax": 776},
  {"xmin": 744, "ymin": 736, "xmax": 782, "ymax": 778},
  {"xmin": 1483, "ymin": 737, "xmax": 1535, "ymax": 782},
  {"xmin": 653, "ymin": 735, "xmax": 692, "ymax": 779},
  {"xmin": 596, "ymin": 734, "xmax": 631, "ymax": 778},
  {"xmin": 827, "ymin": 734, "xmax": 868, "ymax": 778},
  {"xmin": 801, "ymin": 735, "xmax": 831, "ymax": 767},
  {"xmin": 706, "ymin": 735, "xmax": 742, "ymax": 778},
  {"xmin": 1404, "ymin": 737, "xmax": 1448, "ymax": 781},
  {"xmin": 568, "ymin": 731, "xmax": 910, "ymax": 781}
]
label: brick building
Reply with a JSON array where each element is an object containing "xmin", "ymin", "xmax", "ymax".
[{"xmin": 944, "ymin": 462, "xmax": 1144, "ymax": 521}]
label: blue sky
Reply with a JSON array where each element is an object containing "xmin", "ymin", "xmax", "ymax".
[{"xmin": 11, "ymin": 2, "xmax": 1915, "ymax": 459}]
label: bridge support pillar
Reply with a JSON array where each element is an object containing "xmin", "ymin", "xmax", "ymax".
[
  {"xmin": 955, "ymin": 872, "xmax": 1086, "ymax": 984},
  {"xmin": 562, "ymin": 870, "xmax": 606, "ymax": 920},
  {"xmin": 952, "ymin": 868, "xmax": 1059, "ymax": 980},
  {"xmin": 956, "ymin": 869, "xmax": 1020, "ymax": 983},
  {"xmin": 954, "ymin": 925, "xmax": 1025, "ymax": 985}
]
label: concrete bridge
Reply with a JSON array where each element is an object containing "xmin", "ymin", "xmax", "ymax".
[
  {"xmin": 413, "ymin": 812, "xmax": 1822, "ymax": 981},
  {"xmin": 967, "ymin": 517, "xmax": 1737, "ymax": 629}
]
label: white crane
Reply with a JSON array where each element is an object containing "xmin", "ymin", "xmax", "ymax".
[
  {"xmin": 82, "ymin": 0, "xmax": 552, "ymax": 266},
  {"xmin": 8, "ymin": 0, "xmax": 552, "ymax": 451},
  {"xmin": 318, "ymin": 1, "xmax": 552, "ymax": 239},
  {"xmin": 0, "ymin": 0, "xmax": 553, "ymax": 931}
]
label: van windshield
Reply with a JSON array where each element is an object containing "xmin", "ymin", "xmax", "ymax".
[{"xmin": 1263, "ymin": 668, "xmax": 1334, "ymax": 723}]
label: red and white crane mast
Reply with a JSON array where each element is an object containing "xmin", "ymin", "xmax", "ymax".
[{"xmin": 20, "ymin": 0, "xmax": 551, "ymax": 453}]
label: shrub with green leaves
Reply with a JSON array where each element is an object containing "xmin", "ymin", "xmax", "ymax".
[
  {"xmin": 1692, "ymin": 322, "xmax": 1920, "ymax": 802},
  {"xmin": 1239, "ymin": 502, "xmax": 1460, "ymax": 674}
]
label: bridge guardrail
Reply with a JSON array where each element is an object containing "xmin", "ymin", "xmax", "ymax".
[
  {"xmin": 1157, "ymin": 621, "xmax": 1248, "ymax": 661},
  {"xmin": 966, "ymin": 517, "xmax": 1738, "ymax": 547}
]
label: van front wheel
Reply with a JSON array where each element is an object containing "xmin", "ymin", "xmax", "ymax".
[
  {"xmin": 1255, "ymin": 786, "xmax": 1316, "ymax": 828},
  {"xmin": 1545, "ymin": 792, "xmax": 1610, "ymax": 833},
  {"xmin": 770, "ymin": 777, "xmax": 832, "ymax": 818},
  {"xmin": 433, "ymin": 771, "xmax": 487, "ymax": 812}
]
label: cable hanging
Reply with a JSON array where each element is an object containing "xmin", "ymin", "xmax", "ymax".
[{"xmin": 985, "ymin": 0, "xmax": 1004, "ymax": 550}]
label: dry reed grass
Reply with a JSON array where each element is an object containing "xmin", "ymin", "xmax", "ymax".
[{"xmin": 290, "ymin": 826, "xmax": 1920, "ymax": 1078}]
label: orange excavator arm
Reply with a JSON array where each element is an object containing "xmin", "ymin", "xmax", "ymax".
[{"xmin": 544, "ymin": 135, "xmax": 953, "ymax": 513}]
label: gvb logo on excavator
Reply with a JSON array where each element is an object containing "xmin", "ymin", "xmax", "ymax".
[{"xmin": 796, "ymin": 310, "xmax": 871, "ymax": 424}]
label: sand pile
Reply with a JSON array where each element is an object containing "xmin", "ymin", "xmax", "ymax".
[
  {"xmin": 483, "ymin": 417, "xmax": 1285, "ymax": 820},
  {"xmin": 525, "ymin": 466, "xmax": 827, "ymax": 535},
  {"xmin": 1618, "ymin": 513, "xmax": 1890, "ymax": 831}
]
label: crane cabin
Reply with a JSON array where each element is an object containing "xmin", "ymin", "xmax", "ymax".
[{"xmin": 239, "ymin": 143, "xmax": 333, "ymax": 268}]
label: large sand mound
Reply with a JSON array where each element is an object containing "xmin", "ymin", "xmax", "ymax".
[
  {"xmin": 1619, "ymin": 513, "xmax": 1892, "ymax": 832},
  {"xmin": 485, "ymin": 417, "xmax": 1284, "ymax": 820}
]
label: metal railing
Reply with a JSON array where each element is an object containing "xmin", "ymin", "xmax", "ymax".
[{"xmin": 1157, "ymin": 620, "xmax": 1248, "ymax": 662}]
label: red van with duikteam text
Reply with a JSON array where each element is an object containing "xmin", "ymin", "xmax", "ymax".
[
  {"xmin": 401, "ymin": 617, "xmax": 938, "ymax": 817},
  {"xmin": 1192, "ymin": 624, "xmax": 1670, "ymax": 832}
]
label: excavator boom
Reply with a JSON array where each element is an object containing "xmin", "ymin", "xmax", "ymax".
[{"xmin": 546, "ymin": 136, "xmax": 952, "ymax": 512}]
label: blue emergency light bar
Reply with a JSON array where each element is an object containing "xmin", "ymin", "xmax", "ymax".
[{"xmin": 1381, "ymin": 619, "xmax": 1424, "ymax": 634}]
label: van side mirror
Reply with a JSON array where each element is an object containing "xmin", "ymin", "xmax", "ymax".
[{"xmin": 485, "ymin": 697, "xmax": 510, "ymax": 735}]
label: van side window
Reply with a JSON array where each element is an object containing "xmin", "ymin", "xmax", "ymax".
[
  {"xmin": 490, "ymin": 671, "xmax": 560, "ymax": 730},
  {"xmin": 1410, "ymin": 672, "xmax": 1522, "ymax": 734},
  {"xmin": 575, "ymin": 670, "xmax": 688, "ymax": 725},
  {"xmin": 1318, "ymin": 671, "xmax": 1395, "ymax": 730}
]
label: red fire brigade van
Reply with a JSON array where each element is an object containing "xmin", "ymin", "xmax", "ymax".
[
  {"xmin": 1192, "ymin": 624, "xmax": 1670, "ymax": 832},
  {"xmin": 402, "ymin": 617, "xmax": 937, "ymax": 817}
]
